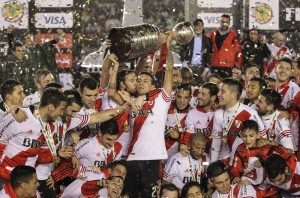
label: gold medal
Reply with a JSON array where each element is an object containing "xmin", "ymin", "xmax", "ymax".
[{"xmin": 124, "ymin": 124, "xmax": 129, "ymax": 132}]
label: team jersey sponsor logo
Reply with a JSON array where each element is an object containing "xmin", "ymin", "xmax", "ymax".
[
  {"xmin": 130, "ymin": 108, "xmax": 153, "ymax": 119},
  {"xmin": 23, "ymin": 138, "xmax": 41, "ymax": 149}
]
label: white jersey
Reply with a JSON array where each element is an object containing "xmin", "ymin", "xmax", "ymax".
[
  {"xmin": 127, "ymin": 88, "xmax": 171, "ymax": 161},
  {"xmin": 35, "ymin": 115, "xmax": 90, "ymax": 181},
  {"xmin": 165, "ymin": 102, "xmax": 190, "ymax": 159},
  {"xmin": 75, "ymin": 135, "xmax": 122, "ymax": 172},
  {"xmin": 185, "ymin": 106, "xmax": 214, "ymax": 149},
  {"xmin": 211, "ymin": 102, "xmax": 265, "ymax": 164},
  {"xmin": 0, "ymin": 108, "xmax": 47, "ymax": 180},
  {"xmin": 212, "ymin": 184, "xmax": 257, "ymax": 198},
  {"xmin": 163, "ymin": 152, "xmax": 210, "ymax": 189},
  {"xmin": 261, "ymin": 110, "xmax": 294, "ymax": 151},
  {"xmin": 277, "ymin": 80, "xmax": 300, "ymax": 150},
  {"xmin": 23, "ymin": 92, "xmax": 40, "ymax": 107},
  {"xmin": 61, "ymin": 134, "xmax": 121, "ymax": 198}
]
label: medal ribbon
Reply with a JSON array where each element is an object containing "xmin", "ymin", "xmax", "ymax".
[{"xmin": 35, "ymin": 109, "xmax": 57, "ymax": 157}]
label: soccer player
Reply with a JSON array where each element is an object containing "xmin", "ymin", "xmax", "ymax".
[
  {"xmin": 207, "ymin": 161, "xmax": 257, "ymax": 198},
  {"xmin": 210, "ymin": 78, "xmax": 265, "ymax": 165},
  {"xmin": 165, "ymin": 83, "xmax": 192, "ymax": 159},
  {"xmin": 244, "ymin": 77, "xmax": 267, "ymax": 109},
  {"xmin": 0, "ymin": 88, "xmax": 67, "ymax": 184},
  {"xmin": 256, "ymin": 89, "xmax": 294, "ymax": 150},
  {"xmin": 124, "ymin": 32, "xmax": 174, "ymax": 197},
  {"xmin": 182, "ymin": 82, "xmax": 219, "ymax": 155},
  {"xmin": 163, "ymin": 133, "xmax": 210, "ymax": 189},
  {"xmin": 81, "ymin": 161, "xmax": 127, "ymax": 197},
  {"xmin": 240, "ymin": 64, "xmax": 260, "ymax": 101},
  {"xmin": 0, "ymin": 79, "xmax": 27, "ymax": 120},
  {"xmin": 0, "ymin": 165, "xmax": 39, "ymax": 198},
  {"xmin": 75, "ymin": 77, "xmax": 101, "ymax": 141},
  {"xmin": 264, "ymin": 154, "xmax": 300, "ymax": 197},
  {"xmin": 274, "ymin": 58, "xmax": 300, "ymax": 151},
  {"xmin": 60, "ymin": 119, "xmax": 122, "ymax": 197},
  {"xmin": 98, "ymin": 176, "xmax": 124, "ymax": 198},
  {"xmin": 23, "ymin": 68, "xmax": 55, "ymax": 107}
]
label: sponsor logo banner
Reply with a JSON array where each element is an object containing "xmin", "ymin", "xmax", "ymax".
[
  {"xmin": 55, "ymin": 54, "xmax": 72, "ymax": 68},
  {"xmin": 35, "ymin": 33, "xmax": 73, "ymax": 48},
  {"xmin": 197, "ymin": 13, "xmax": 233, "ymax": 28},
  {"xmin": 35, "ymin": 12, "xmax": 73, "ymax": 28}
]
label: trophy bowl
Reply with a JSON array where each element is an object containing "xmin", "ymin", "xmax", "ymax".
[{"xmin": 172, "ymin": 22, "xmax": 194, "ymax": 45}]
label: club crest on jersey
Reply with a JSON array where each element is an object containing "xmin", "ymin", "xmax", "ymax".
[{"xmin": 235, "ymin": 120, "xmax": 242, "ymax": 128}]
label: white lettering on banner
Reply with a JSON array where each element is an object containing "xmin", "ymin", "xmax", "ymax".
[
  {"xmin": 197, "ymin": 13, "xmax": 233, "ymax": 28},
  {"xmin": 35, "ymin": 0, "xmax": 73, "ymax": 7},
  {"xmin": 35, "ymin": 13, "xmax": 73, "ymax": 28},
  {"xmin": 286, "ymin": 8, "xmax": 300, "ymax": 21}
]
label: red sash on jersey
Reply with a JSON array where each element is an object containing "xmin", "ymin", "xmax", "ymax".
[
  {"xmin": 267, "ymin": 46, "xmax": 288, "ymax": 75},
  {"xmin": 126, "ymin": 89, "xmax": 161, "ymax": 159}
]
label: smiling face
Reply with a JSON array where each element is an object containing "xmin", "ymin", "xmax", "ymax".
[
  {"xmin": 107, "ymin": 177, "xmax": 124, "ymax": 198},
  {"xmin": 275, "ymin": 61, "xmax": 292, "ymax": 83},
  {"xmin": 197, "ymin": 87, "xmax": 213, "ymax": 108},
  {"xmin": 246, "ymin": 80, "xmax": 260, "ymax": 101},
  {"xmin": 175, "ymin": 89, "xmax": 191, "ymax": 110},
  {"xmin": 212, "ymin": 172, "xmax": 231, "ymax": 194},
  {"xmin": 99, "ymin": 133, "xmax": 118, "ymax": 149},
  {"xmin": 217, "ymin": 83, "xmax": 237, "ymax": 108},
  {"xmin": 255, "ymin": 95, "xmax": 270, "ymax": 116}
]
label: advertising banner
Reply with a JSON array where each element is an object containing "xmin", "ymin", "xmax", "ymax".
[
  {"xmin": 35, "ymin": 12, "xmax": 73, "ymax": 28},
  {"xmin": 197, "ymin": 13, "xmax": 233, "ymax": 28}
]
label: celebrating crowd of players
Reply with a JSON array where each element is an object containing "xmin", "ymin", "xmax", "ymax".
[{"xmin": 0, "ymin": 14, "xmax": 300, "ymax": 198}]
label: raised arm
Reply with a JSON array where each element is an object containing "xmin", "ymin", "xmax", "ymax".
[
  {"xmin": 88, "ymin": 102, "xmax": 130, "ymax": 126},
  {"xmin": 107, "ymin": 54, "xmax": 127, "ymax": 105},
  {"xmin": 100, "ymin": 39, "xmax": 112, "ymax": 89},
  {"xmin": 163, "ymin": 32, "xmax": 174, "ymax": 95}
]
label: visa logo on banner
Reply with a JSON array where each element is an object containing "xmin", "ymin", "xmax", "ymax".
[
  {"xmin": 198, "ymin": 13, "xmax": 233, "ymax": 28},
  {"xmin": 35, "ymin": 13, "xmax": 73, "ymax": 28}
]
